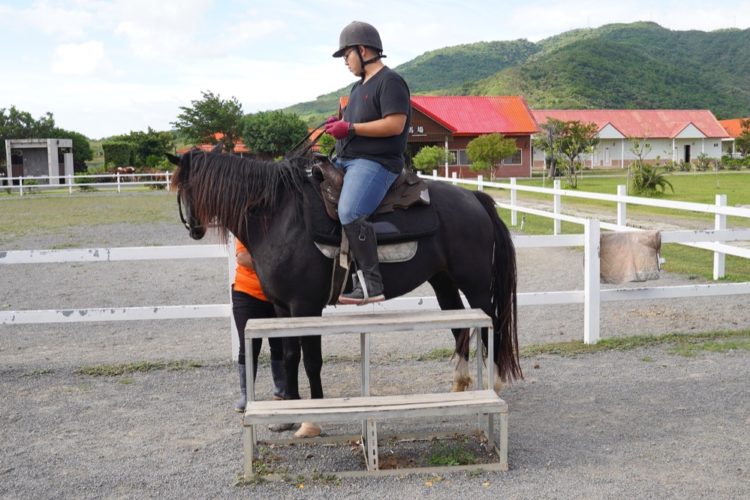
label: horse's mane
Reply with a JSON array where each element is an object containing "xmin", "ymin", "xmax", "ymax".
[{"xmin": 175, "ymin": 151, "xmax": 308, "ymax": 237}]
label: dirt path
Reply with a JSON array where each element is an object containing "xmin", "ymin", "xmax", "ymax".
[{"xmin": 1, "ymin": 216, "xmax": 749, "ymax": 498}]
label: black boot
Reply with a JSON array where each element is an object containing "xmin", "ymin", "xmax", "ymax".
[
  {"xmin": 234, "ymin": 363, "xmax": 247, "ymax": 413},
  {"xmin": 339, "ymin": 217, "xmax": 385, "ymax": 305}
]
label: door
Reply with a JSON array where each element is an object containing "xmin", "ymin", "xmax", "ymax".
[{"xmin": 684, "ymin": 144, "xmax": 691, "ymax": 164}]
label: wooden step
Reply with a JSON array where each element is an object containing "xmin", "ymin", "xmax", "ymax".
[
  {"xmin": 244, "ymin": 308, "xmax": 493, "ymax": 339},
  {"xmin": 244, "ymin": 390, "xmax": 506, "ymax": 426}
]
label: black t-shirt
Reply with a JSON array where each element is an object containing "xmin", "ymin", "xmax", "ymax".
[{"xmin": 337, "ymin": 66, "xmax": 411, "ymax": 173}]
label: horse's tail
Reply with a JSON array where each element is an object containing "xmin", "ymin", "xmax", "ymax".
[{"xmin": 473, "ymin": 190, "xmax": 522, "ymax": 382}]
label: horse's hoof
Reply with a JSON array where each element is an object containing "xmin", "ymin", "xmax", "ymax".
[
  {"xmin": 451, "ymin": 375, "xmax": 472, "ymax": 392},
  {"xmin": 494, "ymin": 372, "xmax": 504, "ymax": 394},
  {"xmin": 294, "ymin": 422, "xmax": 321, "ymax": 438}
]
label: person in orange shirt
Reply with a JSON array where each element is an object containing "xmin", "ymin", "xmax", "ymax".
[{"xmin": 232, "ymin": 238, "xmax": 289, "ymax": 427}]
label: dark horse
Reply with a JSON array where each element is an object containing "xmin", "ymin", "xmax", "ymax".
[{"xmin": 170, "ymin": 151, "xmax": 521, "ymax": 411}]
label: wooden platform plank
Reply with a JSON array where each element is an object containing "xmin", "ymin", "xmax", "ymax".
[
  {"xmin": 244, "ymin": 308, "xmax": 492, "ymax": 338},
  {"xmin": 244, "ymin": 390, "xmax": 507, "ymax": 425}
]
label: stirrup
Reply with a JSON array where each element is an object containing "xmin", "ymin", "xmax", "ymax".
[{"xmin": 338, "ymin": 270, "xmax": 384, "ymax": 305}]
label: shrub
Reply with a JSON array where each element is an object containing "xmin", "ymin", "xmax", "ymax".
[{"xmin": 629, "ymin": 163, "xmax": 674, "ymax": 196}]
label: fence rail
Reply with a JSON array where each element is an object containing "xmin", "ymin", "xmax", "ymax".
[{"xmin": 1, "ymin": 172, "xmax": 171, "ymax": 196}]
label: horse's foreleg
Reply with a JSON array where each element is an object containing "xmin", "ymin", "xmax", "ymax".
[
  {"xmin": 300, "ymin": 335, "xmax": 323, "ymax": 399},
  {"xmin": 292, "ymin": 335, "xmax": 323, "ymax": 438},
  {"xmin": 282, "ymin": 337, "xmax": 302, "ymax": 400}
]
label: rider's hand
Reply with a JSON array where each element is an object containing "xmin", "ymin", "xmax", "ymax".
[
  {"xmin": 325, "ymin": 115, "xmax": 338, "ymax": 125},
  {"xmin": 324, "ymin": 119, "xmax": 352, "ymax": 140}
]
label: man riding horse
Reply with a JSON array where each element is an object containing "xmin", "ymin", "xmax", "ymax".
[{"xmin": 325, "ymin": 21, "xmax": 411, "ymax": 305}]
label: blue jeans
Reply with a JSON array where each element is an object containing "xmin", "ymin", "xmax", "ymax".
[{"xmin": 334, "ymin": 158, "xmax": 399, "ymax": 225}]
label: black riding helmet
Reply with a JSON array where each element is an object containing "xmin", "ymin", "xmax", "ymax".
[{"xmin": 333, "ymin": 21, "xmax": 386, "ymax": 79}]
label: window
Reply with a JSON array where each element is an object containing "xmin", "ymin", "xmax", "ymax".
[
  {"xmin": 447, "ymin": 150, "xmax": 458, "ymax": 165},
  {"xmin": 448, "ymin": 150, "xmax": 472, "ymax": 165},
  {"xmin": 501, "ymin": 148, "xmax": 522, "ymax": 165},
  {"xmin": 458, "ymin": 150, "xmax": 471, "ymax": 165}
]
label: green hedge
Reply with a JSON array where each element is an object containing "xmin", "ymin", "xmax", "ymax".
[{"xmin": 102, "ymin": 141, "xmax": 134, "ymax": 167}]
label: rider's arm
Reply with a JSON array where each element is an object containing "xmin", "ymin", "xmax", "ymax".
[{"xmin": 350, "ymin": 113, "xmax": 407, "ymax": 138}]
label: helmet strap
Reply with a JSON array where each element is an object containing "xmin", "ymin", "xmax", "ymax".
[{"xmin": 356, "ymin": 50, "xmax": 386, "ymax": 80}]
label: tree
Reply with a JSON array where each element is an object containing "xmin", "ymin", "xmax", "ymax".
[
  {"xmin": 735, "ymin": 118, "xmax": 750, "ymax": 158},
  {"xmin": 557, "ymin": 121, "xmax": 599, "ymax": 188},
  {"xmin": 242, "ymin": 110, "xmax": 308, "ymax": 159},
  {"xmin": 109, "ymin": 127, "xmax": 175, "ymax": 167},
  {"xmin": 172, "ymin": 91, "xmax": 244, "ymax": 154},
  {"xmin": 316, "ymin": 133, "xmax": 335, "ymax": 156},
  {"xmin": 0, "ymin": 105, "xmax": 56, "ymax": 160},
  {"xmin": 54, "ymin": 128, "xmax": 93, "ymax": 172},
  {"xmin": 533, "ymin": 118, "xmax": 566, "ymax": 178},
  {"xmin": 466, "ymin": 133, "xmax": 517, "ymax": 180},
  {"xmin": 412, "ymin": 145, "xmax": 445, "ymax": 173}
]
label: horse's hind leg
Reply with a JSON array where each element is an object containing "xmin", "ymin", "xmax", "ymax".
[{"xmin": 429, "ymin": 273, "xmax": 472, "ymax": 392}]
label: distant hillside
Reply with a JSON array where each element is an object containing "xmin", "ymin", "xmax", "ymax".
[
  {"xmin": 284, "ymin": 22, "xmax": 750, "ymax": 124},
  {"xmin": 284, "ymin": 39, "xmax": 538, "ymax": 122},
  {"xmin": 462, "ymin": 22, "xmax": 750, "ymax": 117}
]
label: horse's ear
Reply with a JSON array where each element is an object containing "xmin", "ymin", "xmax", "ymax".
[
  {"xmin": 211, "ymin": 142, "xmax": 223, "ymax": 154},
  {"xmin": 166, "ymin": 153, "xmax": 181, "ymax": 165}
]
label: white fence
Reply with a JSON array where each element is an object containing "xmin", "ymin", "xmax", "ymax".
[
  {"xmin": 2, "ymin": 178, "xmax": 750, "ymax": 352},
  {"xmin": 1, "ymin": 172, "xmax": 171, "ymax": 196}
]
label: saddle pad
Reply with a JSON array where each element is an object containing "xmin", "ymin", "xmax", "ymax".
[{"xmin": 302, "ymin": 182, "xmax": 439, "ymax": 245}]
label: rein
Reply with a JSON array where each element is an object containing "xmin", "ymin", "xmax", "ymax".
[{"xmin": 285, "ymin": 119, "xmax": 329, "ymax": 160}]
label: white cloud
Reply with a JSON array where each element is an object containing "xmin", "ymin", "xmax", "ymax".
[
  {"xmin": 111, "ymin": 0, "xmax": 214, "ymax": 59},
  {"xmin": 50, "ymin": 41, "xmax": 114, "ymax": 76}
]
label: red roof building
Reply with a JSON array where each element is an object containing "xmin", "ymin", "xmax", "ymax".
[
  {"xmin": 176, "ymin": 132, "xmax": 250, "ymax": 155},
  {"xmin": 719, "ymin": 117, "xmax": 750, "ymax": 157},
  {"xmin": 338, "ymin": 95, "xmax": 538, "ymax": 178},
  {"xmin": 718, "ymin": 118, "xmax": 750, "ymax": 138},
  {"xmin": 532, "ymin": 109, "xmax": 728, "ymax": 168}
]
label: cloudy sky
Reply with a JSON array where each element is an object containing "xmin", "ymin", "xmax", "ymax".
[{"xmin": 1, "ymin": 0, "xmax": 748, "ymax": 138}]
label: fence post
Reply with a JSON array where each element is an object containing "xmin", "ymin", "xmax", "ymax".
[
  {"xmin": 714, "ymin": 194, "xmax": 727, "ymax": 280},
  {"xmin": 477, "ymin": 175, "xmax": 483, "ymax": 192},
  {"xmin": 584, "ymin": 218, "xmax": 601, "ymax": 344},
  {"xmin": 227, "ymin": 233, "xmax": 240, "ymax": 361},
  {"xmin": 510, "ymin": 178, "xmax": 517, "ymax": 226},
  {"xmin": 116, "ymin": 172, "xmax": 121, "ymax": 193},
  {"xmin": 617, "ymin": 184, "xmax": 627, "ymax": 227},
  {"xmin": 68, "ymin": 174, "xmax": 73, "ymax": 195},
  {"xmin": 19, "ymin": 176, "xmax": 24, "ymax": 197},
  {"xmin": 451, "ymin": 172, "xmax": 457, "ymax": 185},
  {"xmin": 553, "ymin": 179, "xmax": 561, "ymax": 235},
  {"xmin": 165, "ymin": 171, "xmax": 171, "ymax": 189},
  {"xmin": 432, "ymin": 169, "xmax": 437, "ymax": 179}
]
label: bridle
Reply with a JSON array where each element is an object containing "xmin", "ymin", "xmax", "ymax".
[{"xmin": 177, "ymin": 190, "xmax": 192, "ymax": 231}]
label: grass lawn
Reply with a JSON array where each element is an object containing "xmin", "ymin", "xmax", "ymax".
[
  {"xmin": 0, "ymin": 191, "xmax": 175, "ymax": 242},
  {"xmin": 504, "ymin": 171, "xmax": 750, "ymax": 226}
]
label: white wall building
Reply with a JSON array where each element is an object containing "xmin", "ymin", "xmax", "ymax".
[
  {"xmin": 532, "ymin": 109, "xmax": 729, "ymax": 169},
  {"xmin": 4, "ymin": 138, "xmax": 74, "ymax": 184}
]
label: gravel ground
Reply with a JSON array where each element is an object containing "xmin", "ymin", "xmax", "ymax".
[{"xmin": 1, "ymin": 216, "xmax": 749, "ymax": 498}]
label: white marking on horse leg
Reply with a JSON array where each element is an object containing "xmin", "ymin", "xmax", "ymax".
[
  {"xmin": 452, "ymin": 356, "xmax": 472, "ymax": 392},
  {"xmin": 494, "ymin": 366, "xmax": 504, "ymax": 394},
  {"xmin": 294, "ymin": 421, "xmax": 322, "ymax": 438}
]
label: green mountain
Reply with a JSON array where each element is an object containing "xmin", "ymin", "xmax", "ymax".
[
  {"xmin": 284, "ymin": 39, "xmax": 538, "ymax": 121},
  {"xmin": 285, "ymin": 22, "xmax": 750, "ymax": 123}
]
